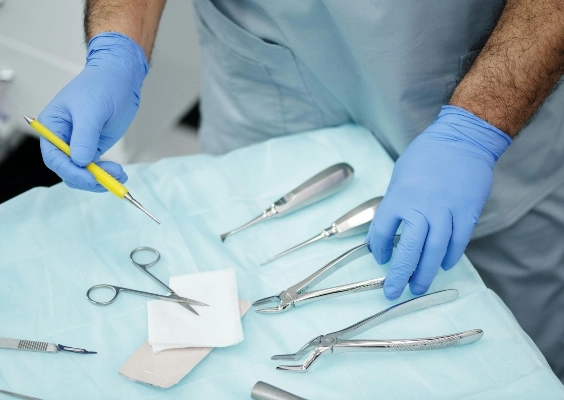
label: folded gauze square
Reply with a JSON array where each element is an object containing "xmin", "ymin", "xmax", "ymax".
[{"xmin": 148, "ymin": 268, "xmax": 243, "ymax": 353}]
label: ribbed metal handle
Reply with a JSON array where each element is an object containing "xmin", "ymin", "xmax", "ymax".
[
  {"xmin": 0, "ymin": 337, "xmax": 58, "ymax": 353},
  {"xmin": 333, "ymin": 329, "xmax": 484, "ymax": 353},
  {"xmin": 18, "ymin": 340, "xmax": 49, "ymax": 352}
]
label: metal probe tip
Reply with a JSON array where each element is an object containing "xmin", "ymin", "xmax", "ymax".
[
  {"xmin": 124, "ymin": 193, "xmax": 161, "ymax": 224},
  {"xmin": 23, "ymin": 115, "xmax": 34, "ymax": 124},
  {"xmin": 260, "ymin": 231, "xmax": 328, "ymax": 266}
]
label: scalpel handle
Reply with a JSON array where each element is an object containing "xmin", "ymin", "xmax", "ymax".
[
  {"xmin": 0, "ymin": 337, "xmax": 58, "ymax": 353},
  {"xmin": 332, "ymin": 329, "xmax": 484, "ymax": 353}
]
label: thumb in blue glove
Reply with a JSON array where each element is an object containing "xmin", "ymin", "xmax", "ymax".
[
  {"xmin": 366, "ymin": 105, "xmax": 511, "ymax": 300},
  {"xmin": 38, "ymin": 32, "xmax": 148, "ymax": 191}
]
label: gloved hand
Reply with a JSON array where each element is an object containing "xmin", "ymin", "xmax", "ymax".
[
  {"xmin": 366, "ymin": 105, "xmax": 511, "ymax": 300},
  {"xmin": 38, "ymin": 32, "xmax": 148, "ymax": 191}
]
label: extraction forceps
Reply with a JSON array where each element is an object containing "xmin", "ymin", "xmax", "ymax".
[
  {"xmin": 86, "ymin": 247, "xmax": 208, "ymax": 316},
  {"xmin": 253, "ymin": 242, "xmax": 384, "ymax": 313},
  {"xmin": 0, "ymin": 337, "xmax": 96, "ymax": 355},
  {"xmin": 272, "ymin": 289, "xmax": 483, "ymax": 372},
  {"xmin": 261, "ymin": 196, "xmax": 383, "ymax": 265},
  {"xmin": 220, "ymin": 163, "xmax": 354, "ymax": 242}
]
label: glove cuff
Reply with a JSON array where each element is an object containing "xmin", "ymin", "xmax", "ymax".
[
  {"xmin": 438, "ymin": 105, "xmax": 512, "ymax": 161},
  {"xmin": 86, "ymin": 32, "xmax": 149, "ymax": 89}
]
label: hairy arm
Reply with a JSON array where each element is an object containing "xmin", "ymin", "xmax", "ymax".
[
  {"xmin": 84, "ymin": 0, "xmax": 167, "ymax": 60},
  {"xmin": 450, "ymin": 0, "xmax": 564, "ymax": 137}
]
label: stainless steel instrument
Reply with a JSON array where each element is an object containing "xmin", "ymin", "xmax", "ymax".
[
  {"xmin": 220, "ymin": 163, "xmax": 354, "ymax": 242},
  {"xmin": 271, "ymin": 289, "xmax": 483, "ymax": 372},
  {"xmin": 0, "ymin": 337, "xmax": 96, "ymax": 355},
  {"xmin": 86, "ymin": 247, "xmax": 208, "ymax": 316},
  {"xmin": 261, "ymin": 196, "xmax": 383, "ymax": 265},
  {"xmin": 0, "ymin": 389, "xmax": 43, "ymax": 400},
  {"xmin": 251, "ymin": 381, "xmax": 307, "ymax": 400},
  {"xmin": 253, "ymin": 242, "xmax": 384, "ymax": 313}
]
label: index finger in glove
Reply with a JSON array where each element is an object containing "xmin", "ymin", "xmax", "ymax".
[
  {"xmin": 366, "ymin": 197, "xmax": 402, "ymax": 265},
  {"xmin": 38, "ymin": 113, "xmax": 100, "ymax": 190}
]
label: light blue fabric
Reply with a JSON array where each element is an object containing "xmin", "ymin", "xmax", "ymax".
[{"xmin": 0, "ymin": 126, "xmax": 562, "ymax": 399}]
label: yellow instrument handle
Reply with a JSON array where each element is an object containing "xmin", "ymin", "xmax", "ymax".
[{"xmin": 30, "ymin": 119, "xmax": 128, "ymax": 198}]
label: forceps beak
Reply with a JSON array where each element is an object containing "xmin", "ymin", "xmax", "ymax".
[
  {"xmin": 252, "ymin": 294, "xmax": 291, "ymax": 313},
  {"xmin": 276, "ymin": 346, "xmax": 331, "ymax": 372},
  {"xmin": 252, "ymin": 295, "xmax": 281, "ymax": 307},
  {"xmin": 271, "ymin": 336, "xmax": 322, "ymax": 361}
]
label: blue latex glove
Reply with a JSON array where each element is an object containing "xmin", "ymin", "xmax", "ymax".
[
  {"xmin": 366, "ymin": 105, "xmax": 511, "ymax": 300},
  {"xmin": 38, "ymin": 32, "xmax": 148, "ymax": 192}
]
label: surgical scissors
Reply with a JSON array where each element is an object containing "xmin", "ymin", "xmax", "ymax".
[
  {"xmin": 86, "ymin": 247, "xmax": 208, "ymax": 316},
  {"xmin": 253, "ymin": 242, "xmax": 384, "ymax": 313},
  {"xmin": 272, "ymin": 289, "xmax": 483, "ymax": 371}
]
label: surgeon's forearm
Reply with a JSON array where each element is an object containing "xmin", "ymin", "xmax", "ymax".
[
  {"xmin": 84, "ymin": 0, "xmax": 167, "ymax": 60},
  {"xmin": 449, "ymin": 0, "xmax": 564, "ymax": 138}
]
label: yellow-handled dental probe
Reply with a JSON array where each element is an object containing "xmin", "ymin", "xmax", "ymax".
[{"xmin": 24, "ymin": 115, "xmax": 160, "ymax": 224}]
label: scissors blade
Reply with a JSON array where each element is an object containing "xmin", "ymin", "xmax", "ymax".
[
  {"xmin": 170, "ymin": 294, "xmax": 208, "ymax": 316},
  {"xmin": 178, "ymin": 302, "xmax": 199, "ymax": 316},
  {"xmin": 183, "ymin": 298, "xmax": 209, "ymax": 307}
]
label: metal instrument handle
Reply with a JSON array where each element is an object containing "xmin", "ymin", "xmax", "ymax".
[
  {"xmin": 86, "ymin": 284, "xmax": 186, "ymax": 305},
  {"xmin": 0, "ymin": 389, "xmax": 43, "ymax": 400},
  {"xmin": 0, "ymin": 337, "xmax": 20, "ymax": 350},
  {"xmin": 332, "ymin": 329, "xmax": 484, "ymax": 353},
  {"xmin": 0, "ymin": 337, "xmax": 58, "ymax": 353},
  {"xmin": 330, "ymin": 289, "xmax": 459, "ymax": 341},
  {"xmin": 294, "ymin": 277, "xmax": 385, "ymax": 307},
  {"xmin": 130, "ymin": 247, "xmax": 176, "ymax": 294},
  {"xmin": 251, "ymin": 381, "xmax": 307, "ymax": 400},
  {"xmin": 288, "ymin": 242, "xmax": 370, "ymax": 295},
  {"xmin": 129, "ymin": 246, "xmax": 160, "ymax": 268},
  {"xmin": 272, "ymin": 163, "xmax": 354, "ymax": 215},
  {"xmin": 332, "ymin": 197, "xmax": 383, "ymax": 238}
]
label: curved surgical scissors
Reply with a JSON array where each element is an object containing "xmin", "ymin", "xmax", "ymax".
[{"xmin": 86, "ymin": 247, "xmax": 208, "ymax": 316}]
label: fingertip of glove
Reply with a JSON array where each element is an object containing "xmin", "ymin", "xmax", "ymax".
[
  {"xmin": 441, "ymin": 263, "xmax": 455, "ymax": 271},
  {"xmin": 368, "ymin": 247, "xmax": 384, "ymax": 265},
  {"xmin": 383, "ymin": 282, "xmax": 402, "ymax": 300},
  {"xmin": 99, "ymin": 162, "xmax": 128, "ymax": 182},
  {"xmin": 383, "ymin": 289, "xmax": 401, "ymax": 301},
  {"xmin": 117, "ymin": 173, "xmax": 128, "ymax": 184},
  {"xmin": 410, "ymin": 283, "xmax": 428, "ymax": 295}
]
